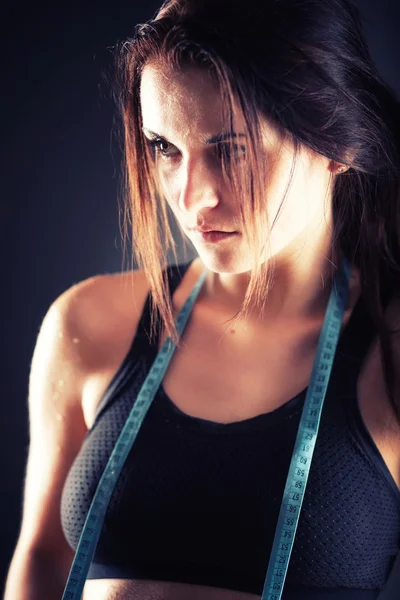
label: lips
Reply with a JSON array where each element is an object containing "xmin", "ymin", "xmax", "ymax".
[
  {"xmin": 196, "ymin": 230, "xmax": 240, "ymax": 243},
  {"xmin": 190, "ymin": 227, "xmax": 236, "ymax": 233}
]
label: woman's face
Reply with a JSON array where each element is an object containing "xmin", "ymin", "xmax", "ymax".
[{"xmin": 140, "ymin": 61, "xmax": 335, "ymax": 275}]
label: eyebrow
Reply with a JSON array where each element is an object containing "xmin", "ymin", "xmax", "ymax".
[{"xmin": 142, "ymin": 127, "xmax": 246, "ymax": 144}]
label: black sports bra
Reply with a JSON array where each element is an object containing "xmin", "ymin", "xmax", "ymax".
[{"xmin": 61, "ymin": 260, "xmax": 400, "ymax": 599}]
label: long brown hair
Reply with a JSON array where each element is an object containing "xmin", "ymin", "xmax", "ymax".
[{"xmin": 112, "ymin": 0, "xmax": 400, "ymax": 423}]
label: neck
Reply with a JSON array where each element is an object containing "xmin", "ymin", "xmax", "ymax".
[{"xmin": 200, "ymin": 229, "xmax": 343, "ymax": 325}]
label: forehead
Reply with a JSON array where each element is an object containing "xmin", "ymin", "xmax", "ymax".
[
  {"xmin": 140, "ymin": 62, "xmax": 218, "ymax": 104},
  {"xmin": 139, "ymin": 61, "xmax": 286, "ymax": 153},
  {"xmin": 140, "ymin": 62, "xmax": 238, "ymax": 142}
]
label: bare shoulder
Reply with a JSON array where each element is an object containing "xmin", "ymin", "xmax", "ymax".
[
  {"xmin": 74, "ymin": 259, "xmax": 204, "ymax": 428},
  {"xmin": 60, "ymin": 269, "xmax": 151, "ymax": 372},
  {"xmin": 68, "ymin": 257, "xmax": 204, "ymax": 345},
  {"xmin": 384, "ymin": 291, "xmax": 400, "ymax": 429},
  {"xmin": 357, "ymin": 289, "xmax": 400, "ymax": 451},
  {"xmin": 83, "ymin": 257, "xmax": 205, "ymax": 348}
]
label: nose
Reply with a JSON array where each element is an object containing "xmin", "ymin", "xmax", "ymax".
[{"xmin": 177, "ymin": 156, "xmax": 221, "ymax": 214}]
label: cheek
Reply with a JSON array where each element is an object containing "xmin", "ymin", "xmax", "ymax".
[
  {"xmin": 154, "ymin": 164, "xmax": 175, "ymax": 200},
  {"xmin": 163, "ymin": 183, "xmax": 180, "ymax": 211},
  {"xmin": 267, "ymin": 176, "xmax": 319, "ymax": 241}
]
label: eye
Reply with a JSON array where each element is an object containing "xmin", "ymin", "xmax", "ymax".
[
  {"xmin": 145, "ymin": 137, "xmax": 178, "ymax": 159},
  {"xmin": 216, "ymin": 143, "xmax": 247, "ymax": 161},
  {"xmin": 144, "ymin": 137, "xmax": 247, "ymax": 162}
]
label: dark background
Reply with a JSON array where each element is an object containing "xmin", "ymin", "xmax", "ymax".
[{"xmin": 1, "ymin": 0, "xmax": 400, "ymax": 595}]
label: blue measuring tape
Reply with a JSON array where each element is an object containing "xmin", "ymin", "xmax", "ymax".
[{"xmin": 61, "ymin": 254, "xmax": 351, "ymax": 600}]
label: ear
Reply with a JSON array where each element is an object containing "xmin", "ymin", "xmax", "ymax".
[{"xmin": 328, "ymin": 149, "xmax": 357, "ymax": 175}]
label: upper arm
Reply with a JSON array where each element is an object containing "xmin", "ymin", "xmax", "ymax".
[
  {"xmin": 358, "ymin": 291, "xmax": 400, "ymax": 444},
  {"xmin": 384, "ymin": 293, "xmax": 400, "ymax": 430},
  {"xmin": 16, "ymin": 276, "xmax": 105, "ymax": 562}
]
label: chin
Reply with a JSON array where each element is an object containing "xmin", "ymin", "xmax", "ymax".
[{"xmin": 195, "ymin": 248, "xmax": 255, "ymax": 275}]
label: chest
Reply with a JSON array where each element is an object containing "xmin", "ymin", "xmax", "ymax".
[
  {"xmin": 156, "ymin": 304, "xmax": 400, "ymax": 491},
  {"xmin": 82, "ymin": 293, "xmax": 400, "ymax": 492},
  {"xmin": 158, "ymin": 310, "xmax": 320, "ymax": 423}
]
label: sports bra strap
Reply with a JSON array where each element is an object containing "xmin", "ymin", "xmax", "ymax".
[
  {"xmin": 137, "ymin": 259, "xmax": 196, "ymax": 345},
  {"xmin": 166, "ymin": 259, "xmax": 196, "ymax": 297}
]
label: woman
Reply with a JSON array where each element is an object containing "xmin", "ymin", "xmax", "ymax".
[{"xmin": 5, "ymin": 0, "xmax": 400, "ymax": 599}]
